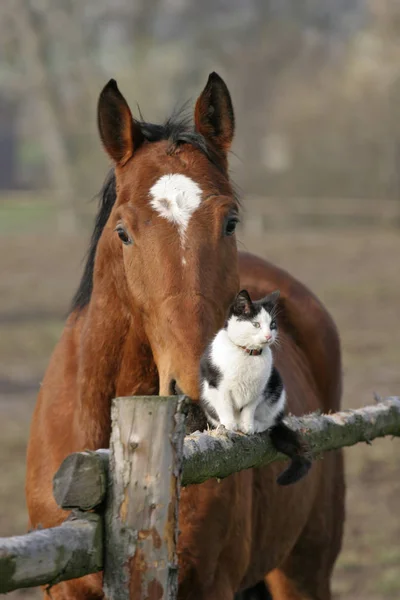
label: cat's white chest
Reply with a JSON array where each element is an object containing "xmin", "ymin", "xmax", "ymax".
[{"xmin": 211, "ymin": 332, "xmax": 271, "ymax": 408}]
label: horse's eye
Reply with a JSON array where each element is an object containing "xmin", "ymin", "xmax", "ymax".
[
  {"xmin": 115, "ymin": 225, "xmax": 133, "ymax": 245},
  {"xmin": 253, "ymin": 322, "xmax": 261, "ymax": 329},
  {"xmin": 224, "ymin": 215, "xmax": 239, "ymax": 236}
]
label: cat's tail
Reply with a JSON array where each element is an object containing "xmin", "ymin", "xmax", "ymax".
[
  {"xmin": 269, "ymin": 421, "xmax": 312, "ymax": 486},
  {"xmin": 275, "ymin": 455, "xmax": 311, "ymax": 486}
]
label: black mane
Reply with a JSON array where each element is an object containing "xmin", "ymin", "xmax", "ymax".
[
  {"xmin": 70, "ymin": 112, "xmax": 214, "ymax": 313},
  {"xmin": 70, "ymin": 170, "xmax": 116, "ymax": 313}
]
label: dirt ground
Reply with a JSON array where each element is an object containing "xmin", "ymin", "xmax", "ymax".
[{"xmin": 0, "ymin": 201, "xmax": 399, "ymax": 599}]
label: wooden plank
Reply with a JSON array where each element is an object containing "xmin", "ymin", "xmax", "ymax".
[
  {"xmin": 0, "ymin": 512, "xmax": 102, "ymax": 593},
  {"xmin": 246, "ymin": 195, "xmax": 400, "ymax": 217},
  {"xmin": 51, "ymin": 396, "xmax": 400, "ymax": 491},
  {"xmin": 1, "ymin": 396, "xmax": 400, "ymax": 594},
  {"xmin": 241, "ymin": 195, "xmax": 400, "ymax": 232},
  {"xmin": 103, "ymin": 396, "xmax": 188, "ymax": 600},
  {"xmin": 182, "ymin": 397, "xmax": 400, "ymax": 485},
  {"xmin": 53, "ymin": 449, "xmax": 109, "ymax": 510}
]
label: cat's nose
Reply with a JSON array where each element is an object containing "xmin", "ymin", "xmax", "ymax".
[{"xmin": 265, "ymin": 333, "xmax": 272, "ymax": 341}]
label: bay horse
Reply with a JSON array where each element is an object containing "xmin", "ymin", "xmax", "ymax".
[{"xmin": 26, "ymin": 73, "xmax": 345, "ymax": 600}]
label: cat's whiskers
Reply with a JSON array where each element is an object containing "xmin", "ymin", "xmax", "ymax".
[
  {"xmin": 270, "ymin": 306, "xmax": 282, "ymax": 320},
  {"xmin": 272, "ymin": 339, "xmax": 282, "ymax": 352},
  {"xmin": 272, "ymin": 334, "xmax": 290, "ymax": 354}
]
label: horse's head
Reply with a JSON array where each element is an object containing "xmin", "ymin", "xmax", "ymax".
[{"xmin": 96, "ymin": 73, "xmax": 240, "ymax": 399}]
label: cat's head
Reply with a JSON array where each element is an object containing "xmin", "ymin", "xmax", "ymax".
[{"xmin": 226, "ymin": 289, "xmax": 280, "ymax": 350}]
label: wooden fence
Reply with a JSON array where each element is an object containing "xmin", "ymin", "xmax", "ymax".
[
  {"xmin": 239, "ymin": 195, "xmax": 400, "ymax": 235},
  {"xmin": 1, "ymin": 395, "xmax": 400, "ymax": 598}
]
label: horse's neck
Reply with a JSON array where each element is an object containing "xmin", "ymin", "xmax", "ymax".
[{"xmin": 73, "ymin": 295, "xmax": 157, "ymax": 449}]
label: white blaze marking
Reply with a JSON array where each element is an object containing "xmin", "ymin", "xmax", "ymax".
[{"xmin": 149, "ymin": 174, "xmax": 202, "ymax": 248}]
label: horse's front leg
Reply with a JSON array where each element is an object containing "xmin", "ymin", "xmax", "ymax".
[{"xmin": 178, "ymin": 474, "xmax": 253, "ymax": 600}]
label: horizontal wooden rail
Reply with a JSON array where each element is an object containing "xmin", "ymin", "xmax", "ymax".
[
  {"xmin": 0, "ymin": 512, "xmax": 102, "ymax": 593},
  {"xmin": 183, "ymin": 396, "xmax": 400, "ymax": 484},
  {"xmin": 53, "ymin": 397, "xmax": 400, "ymax": 506},
  {"xmin": 53, "ymin": 449, "xmax": 109, "ymax": 510},
  {"xmin": 239, "ymin": 195, "xmax": 400, "ymax": 233},
  {"xmin": 1, "ymin": 396, "xmax": 399, "ymax": 594}
]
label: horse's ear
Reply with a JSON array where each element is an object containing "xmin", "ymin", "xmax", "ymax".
[
  {"xmin": 194, "ymin": 72, "xmax": 235, "ymax": 157},
  {"xmin": 97, "ymin": 79, "xmax": 144, "ymax": 166}
]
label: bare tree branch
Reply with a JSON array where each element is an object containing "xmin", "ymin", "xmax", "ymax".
[{"xmin": 4, "ymin": 0, "xmax": 77, "ymax": 232}]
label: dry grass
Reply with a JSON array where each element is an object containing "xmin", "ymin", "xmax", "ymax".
[
  {"xmin": 0, "ymin": 205, "xmax": 399, "ymax": 599},
  {"xmin": 245, "ymin": 228, "xmax": 400, "ymax": 600}
]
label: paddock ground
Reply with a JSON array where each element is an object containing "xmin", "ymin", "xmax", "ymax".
[{"xmin": 1, "ymin": 197, "xmax": 399, "ymax": 599}]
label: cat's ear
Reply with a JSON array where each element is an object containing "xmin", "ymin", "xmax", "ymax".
[
  {"xmin": 260, "ymin": 290, "xmax": 280, "ymax": 308},
  {"xmin": 232, "ymin": 289, "xmax": 253, "ymax": 316}
]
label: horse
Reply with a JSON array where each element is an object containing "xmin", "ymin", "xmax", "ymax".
[{"xmin": 26, "ymin": 73, "xmax": 345, "ymax": 600}]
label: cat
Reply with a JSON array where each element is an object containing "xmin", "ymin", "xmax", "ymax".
[{"xmin": 199, "ymin": 289, "xmax": 311, "ymax": 486}]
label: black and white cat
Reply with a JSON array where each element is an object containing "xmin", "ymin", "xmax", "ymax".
[{"xmin": 200, "ymin": 289, "xmax": 311, "ymax": 486}]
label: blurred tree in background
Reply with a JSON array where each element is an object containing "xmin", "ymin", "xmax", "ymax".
[{"xmin": 0, "ymin": 0, "xmax": 400, "ymax": 231}]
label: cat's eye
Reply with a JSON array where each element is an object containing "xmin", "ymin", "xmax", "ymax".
[
  {"xmin": 115, "ymin": 225, "xmax": 133, "ymax": 245},
  {"xmin": 270, "ymin": 320, "xmax": 276, "ymax": 329},
  {"xmin": 223, "ymin": 215, "xmax": 239, "ymax": 236},
  {"xmin": 253, "ymin": 322, "xmax": 261, "ymax": 329}
]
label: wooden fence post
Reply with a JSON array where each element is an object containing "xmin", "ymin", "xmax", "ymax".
[{"xmin": 103, "ymin": 396, "xmax": 188, "ymax": 600}]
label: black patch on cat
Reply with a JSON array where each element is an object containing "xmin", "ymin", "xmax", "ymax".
[
  {"xmin": 199, "ymin": 349, "xmax": 223, "ymax": 428},
  {"xmin": 185, "ymin": 401, "xmax": 209, "ymax": 435},
  {"xmin": 258, "ymin": 290, "xmax": 280, "ymax": 315},
  {"xmin": 229, "ymin": 289, "xmax": 280, "ymax": 324},
  {"xmin": 229, "ymin": 289, "xmax": 261, "ymax": 321},
  {"xmin": 200, "ymin": 350, "xmax": 222, "ymax": 389},
  {"xmin": 201, "ymin": 402, "xmax": 221, "ymax": 427},
  {"xmin": 269, "ymin": 420, "xmax": 311, "ymax": 486},
  {"xmin": 235, "ymin": 306, "xmax": 262, "ymax": 322},
  {"xmin": 265, "ymin": 366, "xmax": 284, "ymax": 405},
  {"xmin": 231, "ymin": 302, "xmax": 262, "ymax": 322}
]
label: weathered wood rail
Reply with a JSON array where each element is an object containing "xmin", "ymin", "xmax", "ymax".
[
  {"xmin": 1, "ymin": 396, "xmax": 400, "ymax": 596},
  {"xmin": 239, "ymin": 195, "xmax": 400, "ymax": 235},
  {"xmin": 0, "ymin": 513, "xmax": 102, "ymax": 590}
]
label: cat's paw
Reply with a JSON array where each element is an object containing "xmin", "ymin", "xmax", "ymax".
[
  {"xmin": 238, "ymin": 423, "xmax": 256, "ymax": 435},
  {"xmin": 253, "ymin": 420, "xmax": 269, "ymax": 433},
  {"xmin": 220, "ymin": 420, "xmax": 239, "ymax": 432},
  {"xmin": 215, "ymin": 423, "xmax": 227, "ymax": 434}
]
